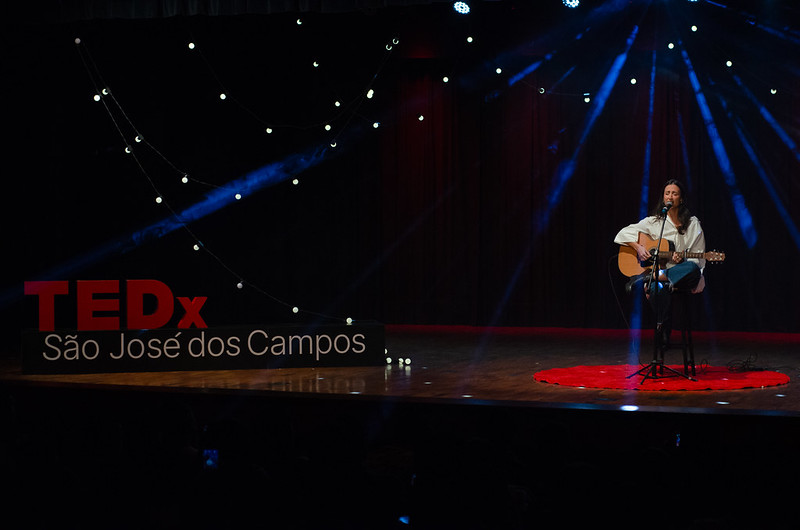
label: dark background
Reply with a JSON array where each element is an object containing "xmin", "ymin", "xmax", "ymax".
[{"xmin": 3, "ymin": 0, "xmax": 799, "ymax": 353}]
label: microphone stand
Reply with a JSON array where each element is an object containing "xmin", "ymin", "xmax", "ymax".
[{"xmin": 627, "ymin": 203, "xmax": 695, "ymax": 384}]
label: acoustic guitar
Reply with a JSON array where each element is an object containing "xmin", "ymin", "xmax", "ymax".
[{"xmin": 618, "ymin": 234, "xmax": 726, "ymax": 277}]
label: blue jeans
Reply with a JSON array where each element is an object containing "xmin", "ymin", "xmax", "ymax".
[{"xmin": 649, "ymin": 261, "xmax": 701, "ymax": 324}]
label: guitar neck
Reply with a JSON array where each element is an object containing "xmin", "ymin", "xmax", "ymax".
[{"xmin": 656, "ymin": 250, "xmax": 703, "ymax": 259}]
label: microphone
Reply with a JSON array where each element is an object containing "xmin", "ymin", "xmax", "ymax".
[{"xmin": 661, "ymin": 201, "xmax": 673, "ymax": 213}]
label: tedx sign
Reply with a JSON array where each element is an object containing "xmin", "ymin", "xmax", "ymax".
[{"xmin": 22, "ymin": 280, "xmax": 385, "ymax": 374}]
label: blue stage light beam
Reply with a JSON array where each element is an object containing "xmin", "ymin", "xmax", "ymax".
[
  {"xmin": 677, "ymin": 112, "xmax": 694, "ymax": 193},
  {"xmin": 702, "ymin": 0, "xmax": 800, "ymax": 46},
  {"xmin": 731, "ymin": 117, "xmax": 800, "ymax": 250},
  {"xmin": 731, "ymin": 74, "xmax": 800, "ymax": 165},
  {"xmin": 628, "ymin": 50, "xmax": 658, "ymax": 359},
  {"xmin": 25, "ymin": 144, "xmax": 331, "ymax": 283},
  {"xmin": 679, "ymin": 48, "xmax": 757, "ymax": 248},
  {"xmin": 535, "ymin": 25, "xmax": 640, "ymax": 235}
]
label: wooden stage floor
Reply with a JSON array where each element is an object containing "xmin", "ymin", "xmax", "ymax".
[
  {"xmin": 2, "ymin": 326, "xmax": 799, "ymax": 529},
  {"xmin": 3, "ymin": 325, "xmax": 798, "ymax": 416}
]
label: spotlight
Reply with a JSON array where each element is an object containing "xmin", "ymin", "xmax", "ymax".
[
  {"xmin": 453, "ymin": 1, "xmax": 470, "ymax": 14},
  {"xmin": 563, "ymin": 0, "xmax": 580, "ymax": 7}
]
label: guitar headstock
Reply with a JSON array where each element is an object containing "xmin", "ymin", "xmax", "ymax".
[{"xmin": 704, "ymin": 250, "xmax": 726, "ymax": 263}]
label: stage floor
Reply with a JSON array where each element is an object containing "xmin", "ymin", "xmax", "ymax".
[
  {"xmin": 2, "ymin": 325, "xmax": 800, "ymax": 529},
  {"xmin": 2, "ymin": 325, "xmax": 798, "ymax": 416}
]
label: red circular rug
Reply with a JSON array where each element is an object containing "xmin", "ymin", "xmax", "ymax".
[{"xmin": 533, "ymin": 364, "xmax": 790, "ymax": 391}]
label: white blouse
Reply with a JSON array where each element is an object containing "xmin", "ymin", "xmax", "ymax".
[{"xmin": 614, "ymin": 215, "xmax": 707, "ymax": 271}]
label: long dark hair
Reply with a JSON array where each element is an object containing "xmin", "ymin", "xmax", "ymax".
[{"xmin": 651, "ymin": 179, "xmax": 692, "ymax": 234}]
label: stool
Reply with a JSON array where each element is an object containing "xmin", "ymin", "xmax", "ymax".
[
  {"xmin": 628, "ymin": 282, "xmax": 698, "ymax": 384},
  {"xmin": 655, "ymin": 288, "xmax": 696, "ymax": 377}
]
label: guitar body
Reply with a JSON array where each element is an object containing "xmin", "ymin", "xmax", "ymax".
[
  {"xmin": 618, "ymin": 235, "xmax": 670, "ymax": 277},
  {"xmin": 618, "ymin": 234, "xmax": 726, "ymax": 277}
]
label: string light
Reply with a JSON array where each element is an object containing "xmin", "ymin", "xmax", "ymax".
[{"xmin": 73, "ymin": 24, "xmax": 395, "ymax": 327}]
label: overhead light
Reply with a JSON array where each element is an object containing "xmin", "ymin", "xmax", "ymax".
[{"xmin": 453, "ymin": 2, "xmax": 470, "ymax": 14}]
